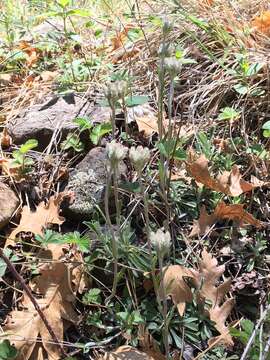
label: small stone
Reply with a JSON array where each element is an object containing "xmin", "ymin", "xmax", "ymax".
[
  {"xmin": 66, "ymin": 147, "xmax": 126, "ymax": 218},
  {"xmin": 6, "ymin": 93, "xmax": 93, "ymax": 149},
  {"xmin": 0, "ymin": 183, "xmax": 19, "ymax": 229}
]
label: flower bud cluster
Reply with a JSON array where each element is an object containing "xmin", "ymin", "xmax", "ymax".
[
  {"xmin": 150, "ymin": 229, "xmax": 171, "ymax": 257},
  {"xmin": 164, "ymin": 57, "xmax": 182, "ymax": 78},
  {"xmin": 129, "ymin": 145, "xmax": 150, "ymax": 173},
  {"xmin": 104, "ymin": 80, "xmax": 128, "ymax": 104},
  {"xmin": 106, "ymin": 140, "xmax": 128, "ymax": 168}
]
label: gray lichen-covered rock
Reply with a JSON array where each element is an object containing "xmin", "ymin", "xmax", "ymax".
[
  {"xmin": 66, "ymin": 147, "xmax": 126, "ymax": 218},
  {"xmin": 0, "ymin": 183, "xmax": 19, "ymax": 229},
  {"xmin": 6, "ymin": 93, "xmax": 93, "ymax": 149}
]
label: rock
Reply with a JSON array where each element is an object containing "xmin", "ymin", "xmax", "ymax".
[
  {"xmin": 6, "ymin": 93, "xmax": 93, "ymax": 149},
  {"xmin": 66, "ymin": 147, "xmax": 126, "ymax": 218},
  {"xmin": 0, "ymin": 183, "xmax": 19, "ymax": 229}
]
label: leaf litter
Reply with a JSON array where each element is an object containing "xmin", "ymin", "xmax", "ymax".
[
  {"xmin": 186, "ymin": 154, "xmax": 267, "ymax": 197},
  {"xmin": 163, "ymin": 249, "xmax": 234, "ymax": 347},
  {"xmin": 190, "ymin": 201, "xmax": 263, "ymax": 237}
]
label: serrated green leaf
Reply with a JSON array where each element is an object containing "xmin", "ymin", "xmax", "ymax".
[
  {"xmin": 83, "ymin": 288, "xmax": 102, "ymax": 305},
  {"xmin": 19, "ymin": 139, "xmax": 38, "ymax": 154},
  {"xmin": 218, "ymin": 107, "xmax": 240, "ymax": 121},
  {"xmin": 90, "ymin": 122, "xmax": 112, "ymax": 145},
  {"xmin": 73, "ymin": 117, "xmax": 92, "ymax": 131},
  {"xmin": 0, "ymin": 340, "xmax": 18, "ymax": 359}
]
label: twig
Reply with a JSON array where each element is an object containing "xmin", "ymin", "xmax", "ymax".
[
  {"xmin": 241, "ymin": 303, "xmax": 270, "ymax": 360},
  {"xmin": 0, "ymin": 248, "xmax": 67, "ymax": 358}
]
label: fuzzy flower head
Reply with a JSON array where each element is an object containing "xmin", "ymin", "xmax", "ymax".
[
  {"xmin": 106, "ymin": 140, "xmax": 128, "ymax": 168},
  {"xmin": 150, "ymin": 229, "xmax": 171, "ymax": 257},
  {"xmin": 129, "ymin": 145, "xmax": 150, "ymax": 173},
  {"xmin": 158, "ymin": 43, "xmax": 174, "ymax": 58},
  {"xmin": 164, "ymin": 57, "xmax": 182, "ymax": 78},
  {"xmin": 162, "ymin": 17, "xmax": 173, "ymax": 34},
  {"xmin": 104, "ymin": 81, "xmax": 128, "ymax": 104}
]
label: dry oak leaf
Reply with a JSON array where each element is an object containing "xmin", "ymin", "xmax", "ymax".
[
  {"xmin": 162, "ymin": 265, "xmax": 197, "ymax": 316},
  {"xmin": 19, "ymin": 40, "xmax": 40, "ymax": 67},
  {"xmin": 111, "ymin": 25, "xmax": 134, "ymax": 51},
  {"xmin": 189, "ymin": 205, "xmax": 216, "ymax": 238},
  {"xmin": 252, "ymin": 11, "xmax": 270, "ymax": 36},
  {"xmin": 0, "ymin": 128, "xmax": 12, "ymax": 148},
  {"xmin": 6, "ymin": 194, "xmax": 65, "ymax": 246},
  {"xmin": 97, "ymin": 345, "xmax": 165, "ymax": 360},
  {"xmin": 190, "ymin": 201, "xmax": 263, "ymax": 237},
  {"xmin": 136, "ymin": 115, "xmax": 169, "ymax": 137},
  {"xmin": 186, "ymin": 154, "xmax": 265, "ymax": 196},
  {"xmin": 194, "ymin": 250, "xmax": 235, "ymax": 347},
  {"xmin": 3, "ymin": 244, "xmax": 79, "ymax": 360},
  {"xmin": 0, "ymin": 158, "xmax": 23, "ymax": 181}
]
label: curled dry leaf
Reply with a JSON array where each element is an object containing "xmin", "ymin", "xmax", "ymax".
[
  {"xmin": 19, "ymin": 40, "xmax": 40, "ymax": 67},
  {"xmin": 252, "ymin": 11, "xmax": 270, "ymax": 36},
  {"xmin": 97, "ymin": 345, "xmax": 165, "ymax": 360},
  {"xmin": 111, "ymin": 25, "xmax": 133, "ymax": 51},
  {"xmin": 0, "ymin": 128, "xmax": 12, "ymax": 148},
  {"xmin": 194, "ymin": 250, "xmax": 235, "ymax": 347},
  {"xmin": 0, "ymin": 158, "xmax": 22, "ymax": 181},
  {"xmin": 186, "ymin": 154, "xmax": 266, "ymax": 196},
  {"xmin": 136, "ymin": 115, "xmax": 169, "ymax": 137},
  {"xmin": 189, "ymin": 205, "xmax": 216, "ymax": 238},
  {"xmin": 190, "ymin": 201, "xmax": 263, "ymax": 237},
  {"xmin": 6, "ymin": 193, "xmax": 66, "ymax": 247},
  {"xmin": 162, "ymin": 265, "xmax": 197, "ymax": 316},
  {"xmin": 3, "ymin": 244, "xmax": 80, "ymax": 360}
]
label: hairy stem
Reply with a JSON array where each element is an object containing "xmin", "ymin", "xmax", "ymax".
[
  {"xmin": 104, "ymin": 166, "xmax": 118, "ymax": 303},
  {"xmin": 158, "ymin": 254, "xmax": 170, "ymax": 360}
]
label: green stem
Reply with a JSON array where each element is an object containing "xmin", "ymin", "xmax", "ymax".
[
  {"xmin": 110, "ymin": 102, "xmax": 116, "ymax": 139},
  {"xmin": 168, "ymin": 78, "xmax": 174, "ymax": 140},
  {"xmin": 158, "ymin": 254, "xmax": 170, "ymax": 359},
  {"xmin": 104, "ymin": 166, "xmax": 118, "ymax": 303}
]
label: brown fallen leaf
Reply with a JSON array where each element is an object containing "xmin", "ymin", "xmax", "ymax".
[
  {"xmin": 190, "ymin": 201, "xmax": 263, "ymax": 237},
  {"xmin": 3, "ymin": 244, "xmax": 79, "ymax": 360},
  {"xmin": 215, "ymin": 201, "xmax": 263, "ymax": 227},
  {"xmin": 0, "ymin": 128, "xmax": 12, "ymax": 148},
  {"xmin": 189, "ymin": 205, "xmax": 216, "ymax": 238},
  {"xmin": 97, "ymin": 345, "xmax": 165, "ymax": 360},
  {"xmin": 158, "ymin": 250, "xmax": 234, "ymax": 348},
  {"xmin": 19, "ymin": 40, "xmax": 40, "ymax": 67},
  {"xmin": 111, "ymin": 45, "xmax": 140, "ymax": 63},
  {"xmin": 195, "ymin": 250, "xmax": 235, "ymax": 347},
  {"xmin": 6, "ymin": 194, "xmax": 66, "ymax": 246},
  {"xmin": 111, "ymin": 25, "xmax": 133, "ymax": 51},
  {"xmin": 162, "ymin": 265, "xmax": 197, "ymax": 316},
  {"xmin": 0, "ymin": 158, "xmax": 23, "ymax": 181},
  {"xmin": 186, "ymin": 154, "xmax": 265, "ymax": 196},
  {"xmin": 252, "ymin": 11, "xmax": 270, "ymax": 36},
  {"xmin": 40, "ymin": 70, "xmax": 58, "ymax": 82}
]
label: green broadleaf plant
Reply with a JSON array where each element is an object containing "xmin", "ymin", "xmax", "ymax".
[{"xmin": 0, "ymin": 340, "xmax": 18, "ymax": 360}]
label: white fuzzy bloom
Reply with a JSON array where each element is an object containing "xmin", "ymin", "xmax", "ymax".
[
  {"xmin": 104, "ymin": 80, "xmax": 128, "ymax": 103},
  {"xmin": 129, "ymin": 145, "xmax": 150, "ymax": 172},
  {"xmin": 164, "ymin": 57, "xmax": 182, "ymax": 78},
  {"xmin": 150, "ymin": 229, "xmax": 171, "ymax": 257},
  {"xmin": 106, "ymin": 140, "xmax": 128, "ymax": 167}
]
